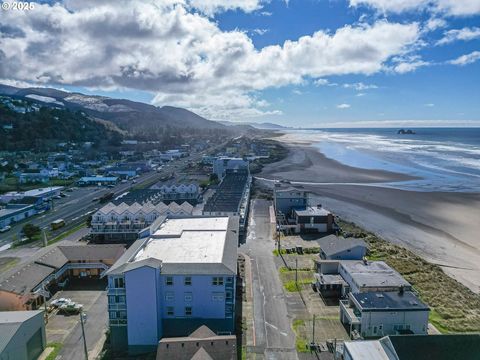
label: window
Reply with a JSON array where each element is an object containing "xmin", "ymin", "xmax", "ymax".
[
  {"xmin": 109, "ymin": 311, "xmax": 117, "ymax": 319},
  {"xmin": 108, "ymin": 296, "xmax": 115, "ymax": 303},
  {"xmin": 185, "ymin": 306, "xmax": 192, "ymax": 316},
  {"xmin": 184, "ymin": 276, "xmax": 192, "ymax": 286},
  {"xmin": 226, "ymin": 291, "xmax": 233, "ymax": 301},
  {"xmin": 119, "ymin": 311, "xmax": 127, "ymax": 318},
  {"xmin": 165, "ymin": 292, "xmax": 174, "ymax": 301},
  {"xmin": 166, "ymin": 307, "xmax": 174, "ymax": 316},
  {"xmin": 166, "ymin": 276, "xmax": 173, "ymax": 286},
  {"xmin": 114, "ymin": 277, "xmax": 124, "ymax": 288},
  {"xmin": 212, "ymin": 292, "xmax": 224, "ymax": 301},
  {"xmin": 212, "ymin": 277, "xmax": 224, "ymax": 286},
  {"xmin": 184, "ymin": 292, "xmax": 193, "ymax": 302},
  {"xmin": 226, "ymin": 277, "xmax": 233, "ymax": 284}
]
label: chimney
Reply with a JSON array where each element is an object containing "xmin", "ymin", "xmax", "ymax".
[
  {"xmin": 399, "ymin": 285, "xmax": 404, "ymax": 295},
  {"xmin": 317, "ymin": 204, "xmax": 322, "ymax": 209}
]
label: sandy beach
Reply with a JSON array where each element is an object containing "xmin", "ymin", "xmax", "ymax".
[{"xmin": 259, "ymin": 134, "xmax": 480, "ymax": 294}]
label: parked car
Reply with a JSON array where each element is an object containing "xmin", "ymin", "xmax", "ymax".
[{"xmin": 0, "ymin": 226, "xmax": 11, "ymax": 233}]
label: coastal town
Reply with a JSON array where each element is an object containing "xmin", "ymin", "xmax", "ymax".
[
  {"xmin": 2, "ymin": 1, "xmax": 480, "ymax": 359},
  {"xmin": 1, "ymin": 108, "xmax": 479, "ymax": 359}
]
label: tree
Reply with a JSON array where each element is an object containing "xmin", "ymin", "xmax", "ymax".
[{"xmin": 22, "ymin": 223, "xmax": 41, "ymax": 240}]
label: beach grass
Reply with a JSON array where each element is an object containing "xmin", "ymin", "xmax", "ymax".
[
  {"xmin": 338, "ymin": 219, "xmax": 480, "ymax": 333},
  {"xmin": 292, "ymin": 319, "xmax": 310, "ymax": 353}
]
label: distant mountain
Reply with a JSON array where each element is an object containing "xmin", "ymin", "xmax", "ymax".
[
  {"xmin": 219, "ymin": 120, "xmax": 290, "ymax": 130},
  {"xmin": 0, "ymin": 84, "xmax": 232, "ymax": 137}
]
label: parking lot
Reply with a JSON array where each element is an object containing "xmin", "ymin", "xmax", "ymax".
[{"xmin": 46, "ymin": 279, "xmax": 108, "ymax": 360}]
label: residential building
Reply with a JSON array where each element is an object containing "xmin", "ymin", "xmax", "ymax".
[
  {"xmin": 0, "ymin": 310, "xmax": 46, "ymax": 360},
  {"xmin": 160, "ymin": 150, "xmax": 185, "ymax": 161},
  {"xmin": 273, "ymin": 184, "xmax": 309, "ymax": 216},
  {"xmin": 0, "ymin": 244, "xmax": 125, "ymax": 311},
  {"xmin": 290, "ymin": 205, "xmax": 334, "ymax": 234},
  {"xmin": 203, "ymin": 173, "xmax": 251, "ymax": 234},
  {"xmin": 157, "ymin": 325, "xmax": 236, "ymax": 360},
  {"xmin": 18, "ymin": 172, "xmax": 50, "ymax": 184},
  {"xmin": 318, "ymin": 235, "xmax": 367, "ymax": 260},
  {"xmin": 212, "ymin": 157, "xmax": 249, "ymax": 179},
  {"xmin": 340, "ymin": 290, "xmax": 429, "ymax": 338},
  {"xmin": 314, "ymin": 260, "xmax": 411, "ymax": 298},
  {"xmin": 343, "ymin": 334, "xmax": 480, "ymax": 360},
  {"xmin": 149, "ymin": 183, "xmax": 200, "ymax": 203},
  {"xmin": 77, "ymin": 176, "xmax": 118, "ymax": 186},
  {"xmin": 105, "ymin": 216, "xmax": 239, "ymax": 353},
  {"xmin": 91, "ymin": 201, "xmax": 194, "ymax": 242}
]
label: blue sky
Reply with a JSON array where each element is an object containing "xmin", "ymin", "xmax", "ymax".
[{"xmin": 1, "ymin": 0, "xmax": 479, "ymax": 127}]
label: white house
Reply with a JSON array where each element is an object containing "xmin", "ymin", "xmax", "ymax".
[{"xmin": 340, "ymin": 290, "xmax": 429, "ymax": 339}]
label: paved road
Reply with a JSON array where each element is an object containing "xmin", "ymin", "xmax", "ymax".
[{"xmin": 241, "ymin": 199, "xmax": 298, "ymax": 360}]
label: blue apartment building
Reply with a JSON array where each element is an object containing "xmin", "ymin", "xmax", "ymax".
[{"xmin": 105, "ymin": 216, "xmax": 238, "ymax": 354}]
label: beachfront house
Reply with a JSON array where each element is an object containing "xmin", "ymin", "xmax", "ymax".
[{"xmin": 340, "ymin": 290, "xmax": 430, "ymax": 338}]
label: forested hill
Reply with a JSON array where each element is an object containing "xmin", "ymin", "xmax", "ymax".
[{"xmin": 0, "ymin": 102, "xmax": 122, "ymax": 152}]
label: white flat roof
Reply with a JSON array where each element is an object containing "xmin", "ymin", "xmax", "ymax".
[{"xmin": 135, "ymin": 217, "xmax": 230, "ymax": 264}]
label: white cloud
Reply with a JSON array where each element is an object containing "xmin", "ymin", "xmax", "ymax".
[
  {"xmin": 391, "ymin": 55, "xmax": 429, "ymax": 73},
  {"xmin": 424, "ymin": 17, "xmax": 447, "ymax": 31},
  {"xmin": 349, "ymin": 0, "xmax": 480, "ymax": 17},
  {"xmin": 259, "ymin": 11, "xmax": 272, "ymax": 16},
  {"xmin": 343, "ymin": 82, "xmax": 378, "ymax": 90},
  {"xmin": 292, "ymin": 89, "xmax": 303, "ymax": 95},
  {"xmin": 424, "ymin": 103, "xmax": 435, "ymax": 107},
  {"xmin": 337, "ymin": 103, "xmax": 351, "ymax": 109},
  {"xmin": 314, "ymin": 78, "xmax": 329, "ymax": 86},
  {"xmin": 356, "ymin": 92, "xmax": 366, "ymax": 96},
  {"xmin": 188, "ymin": 0, "xmax": 264, "ymax": 15},
  {"xmin": 448, "ymin": 51, "xmax": 480, "ymax": 66},
  {"xmin": 0, "ymin": 1, "xmax": 421, "ymax": 120},
  {"xmin": 252, "ymin": 28, "xmax": 269, "ymax": 35},
  {"xmin": 437, "ymin": 27, "xmax": 480, "ymax": 45}
]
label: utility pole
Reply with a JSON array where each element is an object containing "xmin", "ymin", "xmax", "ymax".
[
  {"xmin": 80, "ymin": 311, "xmax": 88, "ymax": 360},
  {"xmin": 295, "ymin": 257, "xmax": 298, "ymax": 289},
  {"xmin": 312, "ymin": 314, "xmax": 316, "ymax": 347},
  {"xmin": 42, "ymin": 228, "xmax": 48, "ymax": 247}
]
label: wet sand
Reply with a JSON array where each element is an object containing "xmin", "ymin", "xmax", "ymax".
[{"xmin": 259, "ymin": 136, "xmax": 480, "ymax": 293}]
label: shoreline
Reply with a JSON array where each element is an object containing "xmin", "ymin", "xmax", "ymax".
[{"xmin": 260, "ymin": 136, "xmax": 480, "ymax": 293}]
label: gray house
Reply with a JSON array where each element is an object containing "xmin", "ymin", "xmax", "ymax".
[
  {"xmin": 340, "ymin": 291, "xmax": 429, "ymax": 339},
  {"xmin": 0, "ymin": 310, "xmax": 46, "ymax": 360},
  {"xmin": 318, "ymin": 235, "xmax": 367, "ymax": 260}
]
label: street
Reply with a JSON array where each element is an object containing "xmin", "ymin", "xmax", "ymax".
[{"xmin": 241, "ymin": 199, "xmax": 298, "ymax": 360}]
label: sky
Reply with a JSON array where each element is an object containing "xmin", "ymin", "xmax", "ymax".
[{"xmin": 0, "ymin": 0, "xmax": 479, "ymax": 127}]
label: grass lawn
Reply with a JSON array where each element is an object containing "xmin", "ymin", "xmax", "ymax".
[
  {"xmin": 292, "ymin": 319, "xmax": 309, "ymax": 353},
  {"xmin": 45, "ymin": 343, "xmax": 62, "ymax": 360},
  {"xmin": 338, "ymin": 219, "xmax": 480, "ymax": 333},
  {"xmin": 48, "ymin": 222, "xmax": 86, "ymax": 245}
]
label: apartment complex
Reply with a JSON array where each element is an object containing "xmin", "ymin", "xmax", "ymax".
[
  {"xmin": 91, "ymin": 201, "xmax": 194, "ymax": 242},
  {"xmin": 105, "ymin": 216, "xmax": 239, "ymax": 353}
]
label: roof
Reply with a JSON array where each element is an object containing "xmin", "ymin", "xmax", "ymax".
[
  {"xmin": 344, "ymin": 337, "xmax": 399, "ymax": 360},
  {"xmin": 0, "ymin": 263, "xmax": 54, "ymax": 295},
  {"xmin": 389, "ymin": 334, "xmax": 480, "ymax": 360},
  {"xmin": 190, "ymin": 325, "xmax": 217, "ymax": 339},
  {"xmin": 0, "ymin": 204, "xmax": 35, "ymax": 220},
  {"xmin": 191, "ymin": 348, "xmax": 214, "ymax": 360},
  {"xmin": 351, "ymin": 291, "xmax": 429, "ymax": 312},
  {"xmin": 106, "ymin": 216, "xmax": 239, "ymax": 276},
  {"xmin": 294, "ymin": 206, "xmax": 331, "ymax": 217},
  {"xmin": 78, "ymin": 176, "xmax": 118, "ymax": 182},
  {"xmin": 0, "ymin": 310, "xmax": 44, "ymax": 353},
  {"xmin": 340, "ymin": 261, "xmax": 411, "ymax": 290},
  {"xmin": 318, "ymin": 235, "xmax": 366, "ymax": 257},
  {"xmin": 0, "ymin": 244, "xmax": 125, "ymax": 295},
  {"xmin": 24, "ymin": 187, "xmax": 63, "ymax": 197},
  {"xmin": 203, "ymin": 173, "xmax": 249, "ymax": 213}
]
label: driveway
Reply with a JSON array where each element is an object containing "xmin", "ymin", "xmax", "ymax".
[
  {"xmin": 46, "ymin": 280, "xmax": 108, "ymax": 360},
  {"xmin": 241, "ymin": 199, "xmax": 298, "ymax": 360}
]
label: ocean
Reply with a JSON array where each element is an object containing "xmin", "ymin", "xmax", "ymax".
[{"xmin": 288, "ymin": 128, "xmax": 480, "ymax": 192}]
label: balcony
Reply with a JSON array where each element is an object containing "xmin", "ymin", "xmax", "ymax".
[{"xmin": 340, "ymin": 299, "xmax": 361, "ymax": 325}]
